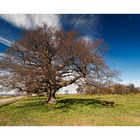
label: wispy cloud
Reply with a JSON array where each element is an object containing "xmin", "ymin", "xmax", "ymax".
[
  {"xmin": 0, "ymin": 37, "xmax": 12, "ymax": 47},
  {"xmin": 71, "ymin": 15, "xmax": 99, "ymax": 30},
  {"xmin": 0, "ymin": 14, "xmax": 61, "ymax": 30},
  {"xmin": 60, "ymin": 14, "xmax": 101, "ymax": 39}
]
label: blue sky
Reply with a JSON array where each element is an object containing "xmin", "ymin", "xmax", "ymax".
[{"xmin": 0, "ymin": 14, "xmax": 140, "ymax": 87}]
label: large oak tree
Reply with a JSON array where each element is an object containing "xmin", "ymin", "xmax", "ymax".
[{"xmin": 0, "ymin": 25, "xmax": 116, "ymax": 104}]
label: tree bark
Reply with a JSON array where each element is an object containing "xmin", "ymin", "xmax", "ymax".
[{"xmin": 46, "ymin": 90, "xmax": 56, "ymax": 104}]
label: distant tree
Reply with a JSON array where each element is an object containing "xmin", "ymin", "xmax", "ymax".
[
  {"xmin": 84, "ymin": 86, "xmax": 96, "ymax": 94},
  {"xmin": 84, "ymin": 85, "xmax": 113, "ymax": 95},
  {"xmin": 136, "ymin": 87, "xmax": 140, "ymax": 93},
  {"xmin": 100, "ymin": 87, "xmax": 112, "ymax": 94},
  {"xmin": 0, "ymin": 24, "xmax": 117, "ymax": 104},
  {"xmin": 127, "ymin": 84, "xmax": 136, "ymax": 94},
  {"xmin": 76, "ymin": 85, "xmax": 84, "ymax": 94},
  {"xmin": 64, "ymin": 90, "xmax": 69, "ymax": 94},
  {"xmin": 112, "ymin": 84, "xmax": 126, "ymax": 94}
]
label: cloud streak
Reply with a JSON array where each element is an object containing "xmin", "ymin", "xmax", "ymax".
[
  {"xmin": 0, "ymin": 37, "xmax": 12, "ymax": 47},
  {"xmin": 71, "ymin": 15, "xmax": 99, "ymax": 30},
  {"xmin": 60, "ymin": 14, "xmax": 101, "ymax": 40},
  {"xmin": 0, "ymin": 14, "xmax": 61, "ymax": 30}
]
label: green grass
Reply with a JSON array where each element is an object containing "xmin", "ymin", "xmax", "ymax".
[{"xmin": 0, "ymin": 94, "xmax": 140, "ymax": 126}]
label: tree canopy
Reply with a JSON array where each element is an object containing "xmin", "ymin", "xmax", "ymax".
[{"xmin": 0, "ymin": 25, "xmax": 117, "ymax": 104}]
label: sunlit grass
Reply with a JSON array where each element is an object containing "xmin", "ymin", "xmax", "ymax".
[{"xmin": 0, "ymin": 94, "xmax": 140, "ymax": 126}]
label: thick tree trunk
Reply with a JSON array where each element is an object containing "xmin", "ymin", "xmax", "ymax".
[{"xmin": 46, "ymin": 90, "xmax": 56, "ymax": 104}]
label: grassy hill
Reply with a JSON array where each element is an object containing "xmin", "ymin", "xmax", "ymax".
[{"xmin": 0, "ymin": 94, "xmax": 140, "ymax": 126}]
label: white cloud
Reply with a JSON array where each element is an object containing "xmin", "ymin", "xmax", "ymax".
[
  {"xmin": 122, "ymin": 80, "xmax": 140, "ymax": 87},
  {"xmin": 80, "ymin": 35, "xmax": 93, "ymax": 42},
  {"xmin": 58, "ymin": 84, "xmax": 78, "ymax": 94},
  {"xmin": 0, "ymin": 53, "xmax": 5, "ymax": 57},
  {"xmin": 0, "ymin": 88, "xmax": 18, "ymax": 95},
  {"xmin": 0, "ymin": 14, "xmax": 61, "ymax": 30},
  {"xmin": 0, "ymin": 37, "xmax": 12, "ymax": 47}
]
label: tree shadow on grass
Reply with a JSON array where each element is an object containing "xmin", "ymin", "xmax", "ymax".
[
  {"xmin": 13, "ymin": 98, "xmax": 104, "ymax": 113},
  {"xmin": 55, "ymin": 98, "xmax": 104, "ymax": 110},
  {"xmin": 11, "ymin": 97, "xmax": 114, "ymax": 114}
]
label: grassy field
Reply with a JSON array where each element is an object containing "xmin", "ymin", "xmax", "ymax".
[{"xmin": 0, "ymin": 94, "xmax": 140, "ymax": 126}]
